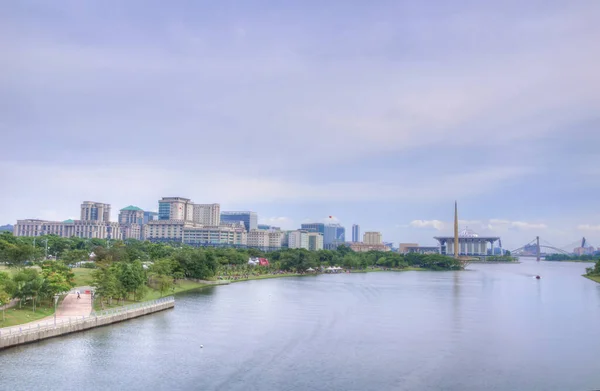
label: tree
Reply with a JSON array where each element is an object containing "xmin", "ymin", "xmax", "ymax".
[{"xmin": 41, "ymin": 261, "xmax": 75, "ymax": 296}]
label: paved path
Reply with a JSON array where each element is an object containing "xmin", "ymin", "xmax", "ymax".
[{"xmin": 0, "ymin": 287, "xmax": 93, "ymax": 335}]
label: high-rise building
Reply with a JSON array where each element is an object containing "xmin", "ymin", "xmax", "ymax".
[
  {"xmin": 220, "ymin": 211, "xmax": 257, "ymax": 231},
  {"xmin": 80, "ymin": 201, "xmax": 111, "ymax": 222},
  {"xmin": 352, "ymin": 224, "xmax": 360, "ymax": 243},
  {"xmin": 158, "ymin": 197, "xmax": 194, "ymax": 221},
  {"xmin": 308, "ymin": 232, "xmax": 324, "ymax": 251},
  {"xmin": 193, "ymin": 203, "xmax": 221, "ymax": 226},
  {"xmin": 118, "ymin": 205, "xmax": 145, "ymax": 240},
  {"xmin": 363, "ymin": 231, "xmax": 382, "ymax": 245},
  {"xmin": 118, "ymin": 206, "xmax": 144, "ymax": 225},
  {"xmin": 288, "ymin": 230, "xmax": 309, "ymax": 249}
]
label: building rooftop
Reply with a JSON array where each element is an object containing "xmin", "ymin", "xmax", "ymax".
[
  {"xmin": 120, "ymin": 205, "xmax": 143, "ymax": 211},
  {"xmin": 63, "ymin": 219, "xmax": 75, "ymax": 223}
]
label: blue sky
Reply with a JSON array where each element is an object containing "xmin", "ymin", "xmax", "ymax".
[{"xmin": 1, "ymin": 1, "xmax": 599, "ymax": 250}]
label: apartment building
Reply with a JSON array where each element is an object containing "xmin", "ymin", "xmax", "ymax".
[{"xmin": 193, "ymin": 203, "xmax": 221, "ymax": 226}]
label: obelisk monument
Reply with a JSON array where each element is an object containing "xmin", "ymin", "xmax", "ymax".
[{"xmin": 454, "ymin": 201, "xmax": 459, "ymax": 258}]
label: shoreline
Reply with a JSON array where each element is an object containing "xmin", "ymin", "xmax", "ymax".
[{"xmin": 583, "ymin": 275, "xmax": 600, "ymax": 284}]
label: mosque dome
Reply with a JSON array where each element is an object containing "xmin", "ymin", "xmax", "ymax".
[{"xmin": 459, "ymin": 228, "xmax": 479, "ymax": 238}]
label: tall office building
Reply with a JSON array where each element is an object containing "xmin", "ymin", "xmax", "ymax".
[
  {"xmin": 80, "ymin": 201, "xmax": 111, "ymax": 222},
  {"xmin": 158, "ymin": 197, "xmax": 194, "ymax": 221},
  {"xmin": 363, "ymin": 231, "xmax": 383, "ymax": 245},
  {"xmin": 193, "ymin": 203, "xmax": 221, "ymax": 226},
  {"xmin": 301, "ymin": 223, "xmax": 325, "ymax": 235},
  {"xmin": 324, "ymin": 223, "xmax": 345, "ymax": 250},
  {"xmin": 220, "ymin": 211, "xmax": 257, "ymax": 231},
  {"xmin": 352, "ymin": 224, "xmax": 360, "ymax": 243}
]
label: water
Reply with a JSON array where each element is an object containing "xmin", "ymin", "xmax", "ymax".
[{"xmin": 1, "ymin": 259, "xmax": 599, "ymax": 391}]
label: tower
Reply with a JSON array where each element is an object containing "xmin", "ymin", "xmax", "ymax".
[{"xmin": 454, "ymin": 201, "xmax": 459, "ymax": 258}]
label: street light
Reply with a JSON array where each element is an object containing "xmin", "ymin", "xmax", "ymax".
[{"xmin": 53, "ymin": 295, "xmax": 59, "ymax": 326}]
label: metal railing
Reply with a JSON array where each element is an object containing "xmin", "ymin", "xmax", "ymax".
[{"xmin": 0, "ymin": 296, "xmax": 174, "ymax": 340}]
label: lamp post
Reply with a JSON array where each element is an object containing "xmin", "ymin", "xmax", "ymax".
[{"xmin": 53, "ymin": 295, "xmax": 59, "ymax": 326}]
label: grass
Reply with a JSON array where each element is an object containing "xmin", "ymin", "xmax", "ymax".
[
  {"xmin": 72, "ymin": 268, "xmax": 95, "ymax": 286},
  {"xmin": 584, "ymin": 275, "xmax": 600, "ymax": 284},
  {"xmin": 0, "ymin": 303, "xmax": 55, "ymax": 328}
]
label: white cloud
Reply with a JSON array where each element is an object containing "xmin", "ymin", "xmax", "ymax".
[
  {"xmin": 409, "ymin": 220, "xmax": 446, "ymax": 230},
  {"xmin": 577, "ymin": 224, "xmax": 600, "ymax": 232}
]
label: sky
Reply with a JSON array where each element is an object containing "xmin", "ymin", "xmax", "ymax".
[{"xmin": 1, "ymin": 1, "xmax": 599, "ymax": 250}]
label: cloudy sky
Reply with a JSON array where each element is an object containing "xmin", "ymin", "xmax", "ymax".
[{"xmin": 1, "ymin": 1, "xmax": 599, "ymax": 250}]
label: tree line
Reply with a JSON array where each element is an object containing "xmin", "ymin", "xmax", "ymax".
[
  {"xmin": 1, "ymin": 232, "xmax": 464, "ymax": 308},
  {"xmin": 0, "ymin": 261, "xmax": 75, "ymax": 320}
]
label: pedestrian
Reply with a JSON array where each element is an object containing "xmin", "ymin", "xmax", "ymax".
[{"xmin": 76, "ymin": 291, "xmax": 81, "ymax": 299}]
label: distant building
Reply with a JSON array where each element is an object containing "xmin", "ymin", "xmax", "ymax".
[
  {"xmin": 193, "ymin": 203, "xmax": 220, "ymax": 226},
  {"xmin": 144, "ymin": 220, "xmax": 194, "ymax": 242},
  {"xmin": 349, "ymin": 243, "xmax": 390, "ymax": 252},
  {"xmin": 143, "ymin": 211, "xmax": 158, "ymax": 224},
  {"xmin": 118, "ymin": 206, "xmax": 144, "ymax": 225},
  {"xmin": 221, "ymin": 211, "xmax": 257, "ymax": 231},
  {"xmin": 324, "ymin": 224, "xmax": 345, "ymax": 250},
  {"xmin": 80, "ymin": 201, "xmax": 111, "ymax": 222},
  {"xmin": 308, "ymin": 232, "xmax": 324, "ymax": 251},
  {"xmin": 158, "ymin": 197, "xmax": 194, "ymax": 221},
  {"xmin": 434, "ymin": 229, "xmax": 501, "ymax": 257},
  {"xmin": 258, "ymin": 224, "xmax": 281, "ymax": 230},
  {"xmin": 288, "ymin": 230, "xmax": 309, "ymax": 249},
  {"xmin": 183, "ymin": 225, "xmax": 246, "ymax": 246},
  {"xmin": 363, "ymin": 231, "xmax": 382, "ymax": 245},
  {"xmin": 352, "ymin": 224, "xmax": 360, "ymax": 243},
  {"xmin": 14, "ymin": 218, "xmax": 121, "ymax": 240},
  {"xmin": 0, "ymin": 224, "xmax": 13, "ymax": 232},
  {"xmin": 399, "ymin": 243, "xmax": 419, "ymax": 253},
  {"xmin": 383, "ymin": 242, "xmax": 394, "ymax": 251},
  {"xmin": 118, "ymin": 205, "xmax": 145, "ymax": 240}
]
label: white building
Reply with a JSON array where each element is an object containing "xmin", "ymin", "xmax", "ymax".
[
  {"xmin": 288, "ymin": 230, "xmax": 309, "ymax": 249},
  {"xmin": 363, "ymin": 231, "xmax": 383, "ymax": 245},
  {"xmin": 158, "ymin": 197, "xmax": 194, "ymax": 221},
  {"xmin": 14, "ymin": 219, "xmax": 121, "ymax": 240},
  {"xmin": 183, "ymin": 225, "xmax": 247, "ymax": 246},
  {"xmin": 144, "ymin": 220, "xmax": 195, "ymax": 241},
  {"xmin": 308, "ymin": 232, "xmax": 324, "ymax": 251},
  {"xmin": 268, "ymin": 231, "xmax": 285, "ymax": 249},
  {"xmin": 193, "ymin": 203, "xmax": 220, "ymax": 226},
  {"xmin": 247, "ymin": 229, "xmax": 269, "ymax": 248}
]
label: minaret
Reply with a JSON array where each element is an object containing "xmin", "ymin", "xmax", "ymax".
[{"xmin": 454, "ymin": 201, "xmax": 459, "ymax": 258}]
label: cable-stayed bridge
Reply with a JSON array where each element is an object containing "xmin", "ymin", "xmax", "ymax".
[{"xmin": 510, "ymin": 237, "xmax": 596, "ymax": 259}]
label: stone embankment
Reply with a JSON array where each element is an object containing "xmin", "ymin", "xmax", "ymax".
[{"xmin": 0, "ymin": 296, "xmax": 174, "ymax": 350}]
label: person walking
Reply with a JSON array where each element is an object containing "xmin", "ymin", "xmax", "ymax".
[{"xmin": 76, "ymin": 291, "xmax": 81, "ymax": 299}]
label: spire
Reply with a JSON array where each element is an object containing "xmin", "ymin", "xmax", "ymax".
[{"xmin": 454, "ymin": 201, "xmax": 459, "ymax": 258}]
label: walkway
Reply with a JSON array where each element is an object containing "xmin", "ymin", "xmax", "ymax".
[{"xmin": 0, "ymin": 287, "xmax": 93, "ymax": 335}]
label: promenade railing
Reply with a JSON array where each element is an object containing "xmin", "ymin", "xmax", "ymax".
[{"xmin": 0, "ymin": 296, "xmax": 174, "ymax": 340}]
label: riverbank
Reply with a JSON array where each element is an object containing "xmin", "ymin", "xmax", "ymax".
[
  {"xmin": 0, "ymin": 306, "xmax": 55, "ymax": 328},
  {"xmin": 584, "ymin": 275, "xmax": 600, "ymax": 284},
  {"xmin": 0, "ymin": 297, "xmax": 174, "ymax": 350}
]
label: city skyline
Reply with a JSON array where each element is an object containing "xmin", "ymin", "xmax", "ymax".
[{"xmin": 1, "ymin": 2, "xmax": 599, "ymax": 250}]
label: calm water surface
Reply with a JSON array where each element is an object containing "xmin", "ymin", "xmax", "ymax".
[{"xmin": 2, "ymin": 259, "xmax": 600, "ymax": 391}]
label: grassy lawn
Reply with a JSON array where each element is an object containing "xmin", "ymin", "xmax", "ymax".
[
  {"xmin": 0, "ymin": 304, "xmax": 54, "ymax": 328},
  {"xmin": 72, "ymin": 268, "xmax": 95, "ymax": 286},
  {"xmin": 584, "ymin": 275, "xmax": 600, "ymax": 284}
]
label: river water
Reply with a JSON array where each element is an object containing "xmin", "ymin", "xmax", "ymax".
[{"xmin": 1, "ymin": 259, "xmax": 600, "ymax": 391}]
